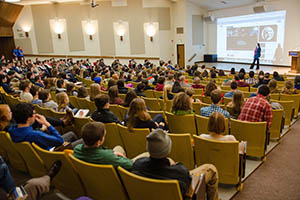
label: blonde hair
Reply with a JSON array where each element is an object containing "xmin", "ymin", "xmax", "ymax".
[
  {"xmin": 56, "ymin": 92, "xmax": 69, "ymax": 111},
  {"xmin": 90, "ymin": 83, "xmax": 101, "ymax": 101},
  {"xmin": 163, "ymin": 84, "xmax": 172, "ymax": 102}
]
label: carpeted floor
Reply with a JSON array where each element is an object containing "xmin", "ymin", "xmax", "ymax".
[{"xmin": 232, "ymin": 120, "xmax": 300, "ymax": 200}]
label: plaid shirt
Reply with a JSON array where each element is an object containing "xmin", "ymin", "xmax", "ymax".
[
  {"xmin": 238, "ymin": 94, "xmax": 273, "ymax": 128},
  {"xmin": 200, "ymin": 104, "xmax": 231, "ymax": 118}
]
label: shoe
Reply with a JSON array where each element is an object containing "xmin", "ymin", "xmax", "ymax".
[
  {"xmin": 48, "ymin": 160, "xmax": 62, "ymax": 180},
  {"xmin": 61, "ymin": 109, "xmax": 74, "ymax": 126}
]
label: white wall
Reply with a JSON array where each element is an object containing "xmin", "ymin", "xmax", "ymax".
[
  {"xmin": 185, "ymin": 0, "xmax": 208, "ymax": 65},
  {"xmin": 171, "ymin": 0, "xmax": 186, "ymax": 64},
  {"xmin": 13, "ymin": 1, "xmax": 174, "ymax": 61},
  {"xmin": 208, "ymin": 0, "xmax": 300, "ymax": 66}
]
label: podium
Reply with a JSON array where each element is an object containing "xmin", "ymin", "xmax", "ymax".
[{"xmin": 289, "ymin": 51, "xmax": 300, "ymax": 73}]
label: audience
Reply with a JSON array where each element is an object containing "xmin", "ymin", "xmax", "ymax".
[
  {"xmin": 281, "ymin": 80, "xmax": 298, "ymax": 94},
  {"xmin": 224, "ymin": 81, "xmax": 238, "ymax": 98},
  {"xmin": 8, "ymin": 103, "xmax": 82, "ymax": 150},
  {"xmin": 19, "ymin": 80, "xmax": 33, "ymax": 102},
  {"xmin": 122, "ymin": 90, "xmax": 138, "ymax": 107},
  {"xmin": 200, "ymin": 112, "xmax": 245, "ymax": 152},
  {"xmin": 227, "ymin": 90, "xmax": 244, "ymax": 119},
  {"xmin": 171, "ymin": 92, "xmax": 194, "ymax": 115},
  {"xmin": 73, "ymin": 122, "xmax": 133, "ymax": 170},
  {"xmin": 132, "ymin": 129, "xmax": 219, "ymax": 200},
  {"xmin": 200, "ymin": 89, "xmax": 230, "ymax": 118},
  {"xmin": 108, "ymin": 85, "xmax": 124, "ymax": 105},
  {"xmin": 39, "ymin": 89, "xmax": 58, "ymax": 110},
  {"xmin": 126, "ymin": 98, "xmax": 166, "ymax": 131},
  {"xmin": 239, "ymin": 85, "xmax": 273, "ymax": 128},
  {"xmin": 155, "ymin": 76, "xmax": 165, "ymax": 91},
  {"xmin": 294, "ymin": 75, "xmax": 300, "ymax": 90},
  {"xmin": 77, "ymin": 86, "xmax": 89, "ymax": 99},
  {"xmin": 268, "ymin": 79, "xmax": 280, "ymax": 94},
  {"xmin": 191, "ymin": 77, "xmax": 205, "ymax": 89},
  {"xmin": 90, "ymin": 83, "xmax": 101, "ymax": 101},
  {"xmin": 30, "ymin": 85, "xmax": 42, "ymax": 106},
  {"xmin": 91, "ymin": 94, "xmax": 122, "ymax": 124}
]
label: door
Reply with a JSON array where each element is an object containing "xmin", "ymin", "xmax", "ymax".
[{"xmin": 177, "ymin": 44, "xmax": 185, "ymax": 68}]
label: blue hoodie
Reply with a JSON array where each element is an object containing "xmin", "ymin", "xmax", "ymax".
[{"xmin": 8, "ymin": 125, "xmax": 64, "ymax": 150}]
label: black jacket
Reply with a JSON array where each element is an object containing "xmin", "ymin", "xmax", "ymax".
[
  {"xmin": 91, "ymin": 109, "xmax": 121, "ymax": 124},
  {"xmin": 118, "ymin": 86, "xmax": 128, "ymax": 94},
  {"xmin": 132, "ymin": 157, "xmax": 192, "ymax": 197}
]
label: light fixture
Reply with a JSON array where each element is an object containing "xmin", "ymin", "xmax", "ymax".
[
  {"xmin": 22, "ymin": 25, "xmax": 31, "ymax": 38},
  {"xmin": 86, "ymin": 21, "xmax": 96, "ymax": 40},
  {"xmin": 146, "ymin": 23, "xmax": 156, "ymax": 42},
  {"xmin": 4, "ymin": 0, "xmax": 21, "ymax": 2},
  {"xmin": 53, "ymin": 19, "xmax": 64, "ymax": 39},
  {"xmin": 116, "ymin": 21, "xmax": 126, "ymax": 41}
]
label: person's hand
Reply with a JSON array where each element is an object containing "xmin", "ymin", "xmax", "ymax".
[
  {"xmin": 155, "ymin": 122, "xmax": 159, "ymax": 127},
  {"xmin": 159, "ymin": 122, "xmax": 165, "ymax": 127},
  {"xmin": 114, "ymin": 151, "xmax": 126, "ymax": 158},
  {"xmin": 35, "ymin": 114, "xmax": 51, "ymax": 127}
]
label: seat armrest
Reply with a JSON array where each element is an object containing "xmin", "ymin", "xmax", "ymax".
[{"xmin": 185, "ymin": 174, "xmax": 206, "ymax": 200}]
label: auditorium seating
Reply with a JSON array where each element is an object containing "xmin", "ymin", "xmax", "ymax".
[
  {"xmin": 193, "ymin": 136, "xmax": 243, "ymax": 189},
  {"xmin": 117, "ymin": 124, "xmax": 150, "ymax": 159},
  {"xmin": 230, "ymin": 119, "xmax": 267, "ymax": 159},
  {"xmin": 69, "ymin": 154, "xmax": 128, "ymax": 200},
  {"xmin": 2, "ymin": 66, "xmax": 300, "ymax": 200},
  {"xmin": 118, "ymin": 166, "xmax": 183, "ymax": 200},
  {"xmin": 168, "ymin": 133, "xmax": 195, "ymax": 170},
  {"xmin": 13, "ymin": 141, "xmax": 47, "ymax": 178},
  {"xmin": 165, "ymin": 112, "xmax": 197, "ymax": 136},
  {"xmin": 32, "ymin": 143, "xmax": 85, "ymax": 198},
  {"xmin": 0, "ymin": 131, "xmax": 28, "ymax": 172}
]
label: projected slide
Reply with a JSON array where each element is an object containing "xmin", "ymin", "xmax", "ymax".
[{"xmin": 217, "ymin": 10, "xmax": 286, "ymax": 65}]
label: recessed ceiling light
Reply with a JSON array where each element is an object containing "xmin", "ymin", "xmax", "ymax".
[{"xmin": 5, "ymin": 0, "xmax": 21, "ymax": 2}]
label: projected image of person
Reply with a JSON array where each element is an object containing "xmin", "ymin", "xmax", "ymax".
[{"xmin": 250, "ymin": 43, "xmax": 261, "ymax": 70}]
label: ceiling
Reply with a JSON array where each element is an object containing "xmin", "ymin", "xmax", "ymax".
[{"xmin": 188, "ymin": 0, "xmax": 258, "ymax": 11}]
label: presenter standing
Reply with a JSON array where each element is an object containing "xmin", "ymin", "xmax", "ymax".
[{"xmin": 250, "ymin": 43, "xmax": 261, "ymax": 70}]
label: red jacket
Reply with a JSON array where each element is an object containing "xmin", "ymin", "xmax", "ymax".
[{"xmin": 155, "ymin": 83, "xmax": 164, "ymax": 91}]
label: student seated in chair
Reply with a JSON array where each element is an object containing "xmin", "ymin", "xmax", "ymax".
[
  {"xmin": 91, "ymin": 94, "xmax": 122, "ymax": 124},
  {"xmin": 199, "ymin": 112, "xmax": 245, "ymax": 153},
  {"xmin": 0, "ymin": 156, "xmax": 61, "ymax": 200},
  {"xmin": 200, "ymin": 89, "xmax": 230, "ymax": 119},
  {"xmin": 8, "ymin": 103, "xmax": 82, "ymax": 150},
  {"xmin": 132, "ymin": 129, "xmax": 219, "ymax": 200},
  {"xmin": 73, "ymin": 122, "xmax": 134, "ymax": 171}
]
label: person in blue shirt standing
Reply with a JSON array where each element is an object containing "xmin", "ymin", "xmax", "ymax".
[{"xmin": 250, "ymin": 43, "xmax": 261, "ymax": 70}]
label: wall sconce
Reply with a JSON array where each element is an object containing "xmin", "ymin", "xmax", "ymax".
[
  {"xmin": 116, "ymin": 22, "xmax": 126, "ymax": 42},
  {"xmin": 22, "ymin": 26, "xmax": 31, "ymax": 38},
  {"xmin": 54, "ymin": 19, "xmax": 64, "ymax": 39},
  {"xmin": 146, "ymin": 23, "xmax": 156, "ymax": 42},
  {"xmin": 86, "ymin": 21, "xmax": 96, "ymax": 40}
]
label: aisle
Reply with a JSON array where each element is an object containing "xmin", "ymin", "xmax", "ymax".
[{"xmin": 232, "ymin": 120, "xmax": 300, "ymax": 200}]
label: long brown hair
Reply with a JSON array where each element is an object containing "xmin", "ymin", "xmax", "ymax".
[
  {"xmin": 204, "ymin": 82, "xmax": 217, "ymax": 96},
  {"xmin": 127, "ymin": 98, "xmax": 151, "ymax": 131},
  {"xmin": 171, "ymin": 92, "xmax": 192, "ymax": 113},
  {"xmin": 108, "ymin": 85, "xmax": 119, "ymax": 103},
  {"xmin": 232, "ymin": 90, "xmax": 244, "ymax": 115}
]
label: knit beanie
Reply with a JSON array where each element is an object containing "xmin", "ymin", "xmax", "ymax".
[{"xmin": 146, "ymin": 129, "xmax": 172, "ymax": 159}]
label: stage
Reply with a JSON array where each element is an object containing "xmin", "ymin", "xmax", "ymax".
[{"xmin": 198, "ymin": 62, "xmax": 293, "ymax": 75}]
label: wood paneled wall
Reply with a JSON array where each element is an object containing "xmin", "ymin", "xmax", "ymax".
[{"xmin": 0, "ymin": 1, "xmax": 23, "ymax": 59}]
